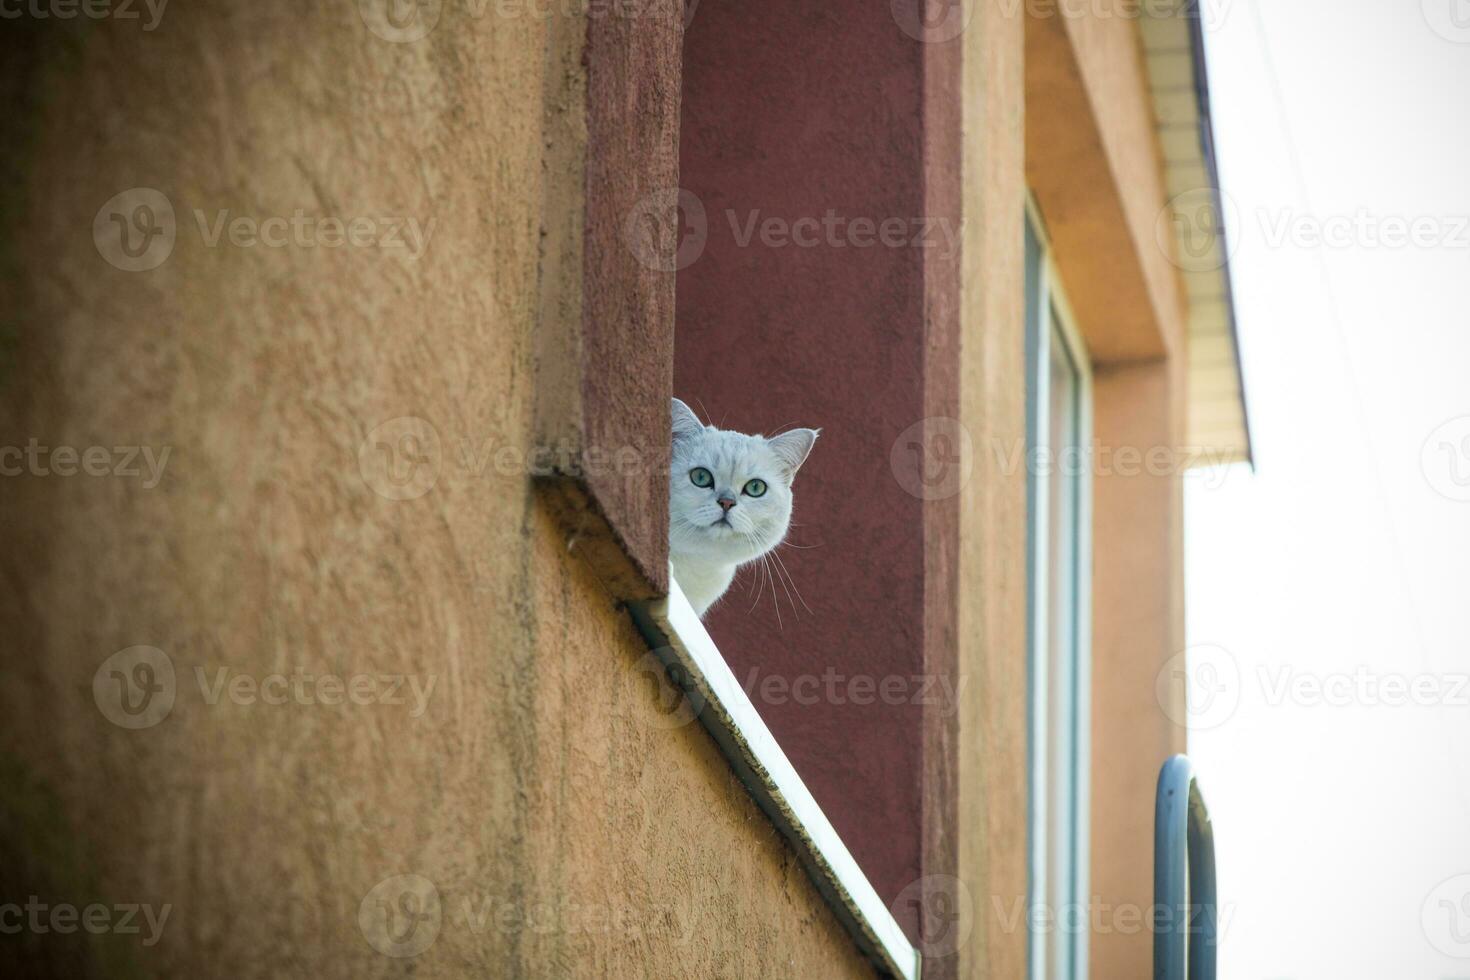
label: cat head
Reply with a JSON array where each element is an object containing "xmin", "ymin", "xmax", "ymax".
[{"xmin": 669, "ymin": 397, "xmax": 818, "ymax": 565}]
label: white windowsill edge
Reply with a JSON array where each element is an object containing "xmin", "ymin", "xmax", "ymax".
[{"xmin": 628, "ymin": 569, "xmax": 923, "ymax": 980}]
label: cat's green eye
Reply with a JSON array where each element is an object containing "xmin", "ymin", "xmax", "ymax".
[
  {"xmin": 690, "ymin": 467, "xmax": 714, "ymax": 489},
  {"xmin": 743, "ymin": 478, "xmax": 767, "ymax": 498}
]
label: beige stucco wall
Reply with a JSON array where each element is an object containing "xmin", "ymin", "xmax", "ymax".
[
  {"xmin": 0, "ymin": 4, "xmax": 872, "ymax": 977},
  {"xmin": 958, "ymin": 4, "xmax": 1030, "ymax": 979}
]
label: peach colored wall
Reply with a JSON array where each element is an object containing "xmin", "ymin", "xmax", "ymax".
[
  {"xmin": 1024, "ymin": 6, "xmax": 1191, "ymax": 979},
  {"xmin": 1061, "ymin": 2, "xmax": 1187, "ymax": 358},
  {"xmin": 1090, "ymin": 358, "xmax": 1189, "ymax": 980},
  {"xmin": 1025, "ymin": 5, "xmax": 1187, "ymax": 363},
  {"xmin": 0, "ymin": 4, "xmax": 873, "ymax": 977}
]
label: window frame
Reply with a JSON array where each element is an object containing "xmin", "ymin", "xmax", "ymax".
[{"xmin": 1024, "ymin": 199, "xmax": 1095, "ymax": 980}]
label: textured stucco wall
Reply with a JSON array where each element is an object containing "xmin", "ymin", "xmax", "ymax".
[
  {"xmin": 0, "ymin": 4, "xmax": 873, "ymax": 977},
  {"xmin": 958, "ymin": 5, "xmax": 1030, "ymax": 977}
]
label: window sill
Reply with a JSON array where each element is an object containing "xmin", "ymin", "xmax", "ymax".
[{"xmin": 629, "ymin": 568, "xmax": 923, "ymax": 980}]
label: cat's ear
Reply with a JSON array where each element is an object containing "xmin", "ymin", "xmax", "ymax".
[
  {"xmin": 767, "ymin": 428, "xmax": 819, "ymax": 480},
  {"xmin": 671, "ymin": 397, "xmax": 705, "ymax": 445}
]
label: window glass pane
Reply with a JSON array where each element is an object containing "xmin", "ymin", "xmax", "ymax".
[
  {"xmin": 1026, "ymin": 216, "xmax": 1090, "ymax": 980},
  {"xmin": 1024, "ymin": 216, "xmax": 1049, "ymax": 980},
  {"xmin": 1046, "ymin": 317, "xmax": 1083, "ymax": 979}
]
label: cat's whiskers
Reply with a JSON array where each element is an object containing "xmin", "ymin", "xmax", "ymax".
[
  {"xmin": 768, "ymin": 545, "xmax": 812, "ymax": 617},
  {"xmin": 737, "ymin": 528, "xmax": 780, "ymax": 626},
  {"xmin": 744, "ymin": 533, "xmax": 769, "ymax": 613},
  {"xmin": 780, "ymin": 520, "xmax": 821, "ymax": 549},
  {"xmin": 762, "ymin": 553, "xmax": 784, "ymax": 629},
  {"xmin": 734, "ymin": 526, "xmax": 797, "ymax": 627}
]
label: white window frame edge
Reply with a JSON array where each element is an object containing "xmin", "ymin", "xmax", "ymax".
[
  {"xmin": 629, "ymin": 572, "xmax": 923, "ymax": 980},
  {"xmin": 1024, "ymin": 196, "xmax": 1094, "ymax": 979}
]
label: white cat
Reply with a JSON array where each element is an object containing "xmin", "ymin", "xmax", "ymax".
[{"xmin": 669, "ymin": 398, "xmax": 818, "ymax": 617}]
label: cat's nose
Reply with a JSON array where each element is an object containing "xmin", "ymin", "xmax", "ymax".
[{"xmin": 717, "ymin": 496, "xmax": 736, "ymax": 512}]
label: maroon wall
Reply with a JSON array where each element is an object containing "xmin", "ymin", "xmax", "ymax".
[{"xmin": 677, "ymin": 0, "xmax": 944, "ymax": 941}]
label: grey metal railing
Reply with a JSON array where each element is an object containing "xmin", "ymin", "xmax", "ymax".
[{"xmin": 1153, "ymin": 755, "xmax": 1218, "ymax": 980}]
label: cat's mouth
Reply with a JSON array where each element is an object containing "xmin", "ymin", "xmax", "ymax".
[{"xmin": 709, "ymin": 514, "xmax": 745, "ymax": 535}]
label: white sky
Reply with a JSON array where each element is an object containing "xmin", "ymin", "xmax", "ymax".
[{"xmin": 1185, "ymin": 0, "xmax": 1470, "ymax": 976}]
